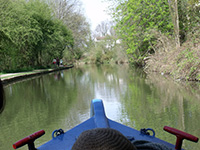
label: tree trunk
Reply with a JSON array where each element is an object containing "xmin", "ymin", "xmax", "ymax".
[
  {"xmin": 168, "ymin": 0, "xmax": 180, "ymax": 48},
  {"xmin": 174, "ymin": 0, "xmax": 180, "ymax": 47}
]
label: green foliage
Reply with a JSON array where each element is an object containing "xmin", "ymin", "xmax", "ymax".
[
  {"xmin": 197, "ymin": 74, "xmax": 200, "ymax": 81},
  {"xmin": 175, "ymin": 0, "xmax": 200, "ymax": 43},
  {"xmin": 85, "ymin": 35, "xmax": 127, "ymax": 64},
  {"xmin": 113, "ymin": 0, "xmax": 173, "ymax": 66},
  {"xmin": 175, "ymin": 46, "xmax": 199, "ymax": 81},
  {"xmin": 0, "ymin": 0, "xmax": 74, "ymax": 72}
]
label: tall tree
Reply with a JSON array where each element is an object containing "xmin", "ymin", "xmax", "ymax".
[
  {"xmin": 112, "ymin": 0, "xmax": 173, "ymax": 65},
  {"xmin": 0, "ymin": 0, "xmax": 74, "ymax": 71},
  {"xmin": 94, "ymin": 21, "xmax": 110, "ymax": 37},
  {"xmin": 168, "ymin": 0, "xmax": 180, "ymax": 47},
  {"xmin": 49, "ymin": 0, "xmax": 91, "ymax": 60}
]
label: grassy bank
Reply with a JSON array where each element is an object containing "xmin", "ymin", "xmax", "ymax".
[{"xmin": 145, "ymin": 41, "xmax": 200, "ymax": 81}]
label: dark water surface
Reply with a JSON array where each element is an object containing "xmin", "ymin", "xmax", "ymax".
[{"xmin": 0, "ymin": 65, "xmax": 200, "ymax": 150}]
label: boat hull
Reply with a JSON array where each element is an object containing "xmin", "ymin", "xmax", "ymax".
[{"xmin": 38, "ymin": 99, "xmax": 177, "ymax": 150}]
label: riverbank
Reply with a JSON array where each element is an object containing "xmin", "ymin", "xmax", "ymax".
[
  {"xmin": 0, "ymin": 65, "xmax": 74, "ymax": 85},
  {"xmin": 144, "ymin": 41, "xmax": 200, "ymax": 82}
]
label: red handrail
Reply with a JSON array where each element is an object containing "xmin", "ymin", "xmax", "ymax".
[
  {"xmin": 13, "ymin": 130, "xmax": 45, "ymax": 149},
  {"xmin": 164, "ymin": 126, "xmax": 198, "ymax": 150}
]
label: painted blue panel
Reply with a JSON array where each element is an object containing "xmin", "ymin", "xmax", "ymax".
[{"xmin": 37, "ymin": 99, "xmax": 181, "ymax": 150}]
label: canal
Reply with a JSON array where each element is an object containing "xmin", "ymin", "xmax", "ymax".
[{"xmin": 0, "ymin": 65, "xmax": 200, "ymax": 150}]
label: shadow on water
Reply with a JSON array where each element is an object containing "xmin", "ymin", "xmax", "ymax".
[
  {"xmin": 0, "ymin": 79, "xmax": 5, "ymax": 114},
  {"xmin": 0, "ymin": 65, "xmax": 199, "ymax": 150}
]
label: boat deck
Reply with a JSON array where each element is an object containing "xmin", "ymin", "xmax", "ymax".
[{"xmin": 38, "ymin": 99, "xmax": 176, "ymax": 150}]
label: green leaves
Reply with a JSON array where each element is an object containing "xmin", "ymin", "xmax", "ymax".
[
  {"xmin": 0, "ymin": 0, "xmax": 74, "ymax": 71},
  {"xmin": 112, "ymin": 0, "xmax": 173, "ymax": 65}
]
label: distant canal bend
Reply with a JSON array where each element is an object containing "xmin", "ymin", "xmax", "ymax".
[{"xmin": 1, "ymin": 65, "xmax": 200, "ymax": 150}]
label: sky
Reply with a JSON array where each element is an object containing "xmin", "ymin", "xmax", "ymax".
[{"xmin": 81, "ymin": 0, "xmax": 111, "ymax": 31}]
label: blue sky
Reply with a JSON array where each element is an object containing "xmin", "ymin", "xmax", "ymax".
[{"xmin": 81, "ymin": 0, "xmax": 111, "ymax": 31}]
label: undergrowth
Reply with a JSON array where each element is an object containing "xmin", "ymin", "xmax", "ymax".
[{"xmin": 145, "ymin": 40, "xmax": 200, "ymax": 82}]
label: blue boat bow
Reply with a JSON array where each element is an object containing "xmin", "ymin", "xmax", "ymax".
[{"xmin": 13, "ymin": 99, "xmax": 199, "ymax": 150}]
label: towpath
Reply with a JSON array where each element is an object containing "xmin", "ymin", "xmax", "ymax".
[{"xmin": 0, "ymin": 65, "xmax": 73, "ymax": 85}]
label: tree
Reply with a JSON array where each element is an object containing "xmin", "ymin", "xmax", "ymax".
[
  {"xmin": 112, "ymin": 0, "xmax": 173, "ymax": 66},
  {"xmin": 0, "ymin": 0, "xmax": 74, "ymax": 71},
  {"xmin": 0, "ymin": 0, "xmax": 44, "ymax": 70},
  {"xmin": 168, "ymin": 0, "xmax": 180, "ymax": 47},
  {"xmin": 49, "ymin": 0, "xmax": 91, "ymax": 60},
  {"xmin": 94, "ymin": 21, "xmax": 110, "ymax": 37},
  {"xmin": 86, "ymin": 20, "xmax": 128, "ymax": 64},
  {"xmin": 178, "ymin": 0, "xmax": 200, "ymax": 44}
]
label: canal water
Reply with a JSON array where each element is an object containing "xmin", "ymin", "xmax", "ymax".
[{"xmin": 0, "ymin": 65, "xmax": 200, "ymax": 150}]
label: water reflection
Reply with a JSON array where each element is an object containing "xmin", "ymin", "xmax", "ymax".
[
  {"xmin": 0, "ymin": 65, "xmax": 199, "ymax": 150},
  {"xmin": 0, "ymin": 79, "xmax": 5, "ymax": 114},
  {"xmin": 121, "ymin": 72, "xmax": 200, "ymax": 149}
]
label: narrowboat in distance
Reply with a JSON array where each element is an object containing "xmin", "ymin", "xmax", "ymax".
[{"xmin": 13, "ymin": 99, "xmax": 199, "ymax": 150}]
